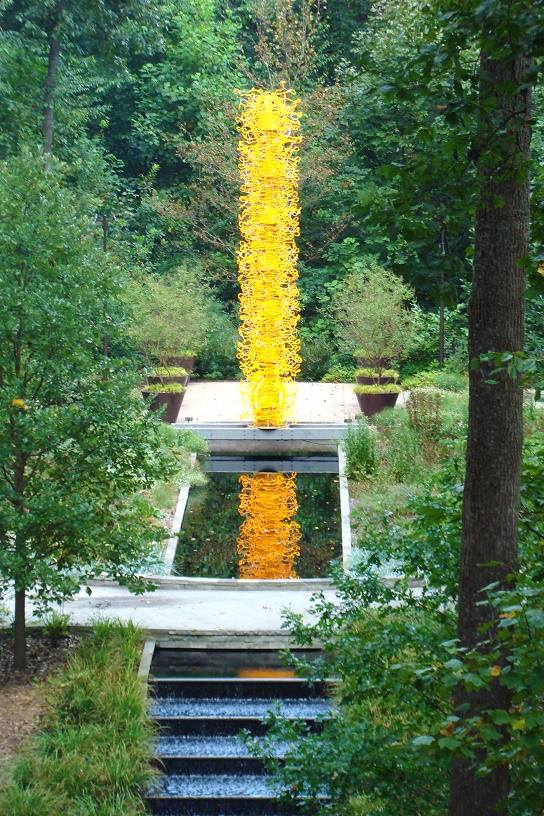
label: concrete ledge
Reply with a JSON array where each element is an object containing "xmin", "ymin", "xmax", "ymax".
[
  {"xmin": 149, "ymin": 630, "xmax": 313, "ymax": 650},
  {"xmin": 176, "ymin": 422, "xmax": 349, "ymax": 439},
  {"xmin": 176, "ymin": 422, "xmax": 348, "ymax": 453},
  {"xmin": 138, "ymin": 639, "xmax": 155, "ymax": 680},
  {"xmin": 204, "ymin": 455, "xmax": 339, "ymax": 473},
  {"xmin": 87, "ymin": 576, "xmax": 333, "ymax": 591},
  {"xmin": 86, "ymin": 574, "xmax": 424, "ymax": 591}
]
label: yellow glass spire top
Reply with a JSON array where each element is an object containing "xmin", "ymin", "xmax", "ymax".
[
  {"xmin": 236, "ymin": 87, "xmax": 302, "ymax": 427},
  {"xmin": 237, "ymin": 472, "xmax": 301, "ymax": 579}
]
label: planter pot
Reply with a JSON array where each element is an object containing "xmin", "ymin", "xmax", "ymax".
[
  {"xmin": 355, "ymin": 391, "xmax": 399, "ymax": 417},
  {"xmin": 355, "ymin": 375, "xmax": 396, "ymax": 386},
  {"xmin": 169, "ymin": 355, "xmax": 196, "ymax": 373},
  {"xmin": 141, "ymin": 390, "xmax": 185, "ymax": 423}
]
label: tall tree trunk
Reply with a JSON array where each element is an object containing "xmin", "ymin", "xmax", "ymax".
[
  {"xmin": 13, "ymin": 587, "xmax": 26, "ymax": 672},
  {"xmin": 42, "ymin": 34, "xmax": 61, "ymax": 160},
  {"xmin": 448, "ymin": 49, "xmax": 531, "ymax": 816}
]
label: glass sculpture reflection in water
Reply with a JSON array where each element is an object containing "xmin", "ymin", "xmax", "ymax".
[
  {"xmin": 237, "ymin": 472, "xmax": 301, "ymax": 578},
  {"xmin": 236, "ymin": 87, "xmax": 302, "ymax": 427}
]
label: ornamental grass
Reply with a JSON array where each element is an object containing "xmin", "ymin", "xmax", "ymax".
[{"xmin": 0, "ymin": 620, "xmax": 155, "ymax": 816}]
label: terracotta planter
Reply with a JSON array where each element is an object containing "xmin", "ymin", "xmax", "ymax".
[
  {"xmin": 141, "ymin": 390, "xmax": 185, "ymax": 423},
  {"xmin": 355, "ymin": 375, "xmax": 396, "ymax": 386},
  {"xmin": 355, "ymin": 390, "xmax": 399, "ymax": 417}
]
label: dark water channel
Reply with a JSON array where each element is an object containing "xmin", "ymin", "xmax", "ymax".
[{"xmin": 173, "ymin": 454, "xmax": 342, "ymax": 579}]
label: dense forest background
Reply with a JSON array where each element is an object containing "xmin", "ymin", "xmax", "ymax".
[{"xmin": 1, "ymin": 0, "xmax": 543, "ymax": 378}]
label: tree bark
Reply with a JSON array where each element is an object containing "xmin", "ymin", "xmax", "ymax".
[
  {"xmin": 449, "ymin": 48, "xmax": 531, "ymax": 816},
  {"xmin": 13, "ymin": 587, "xmax": 26, "ymax": 672},
  {"xmin": 42, "ymin": 4, "xmax": 62, "ymax": 161}
]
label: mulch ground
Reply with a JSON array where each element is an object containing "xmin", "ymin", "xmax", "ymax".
[{"xmin": 0, "ymin": 631, "xmax": 80, "ymax": 787}]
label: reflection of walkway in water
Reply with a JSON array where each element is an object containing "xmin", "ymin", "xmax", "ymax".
[{"xmin": 237, "ymin": 472, "xmax": 301, "ymax": 579}]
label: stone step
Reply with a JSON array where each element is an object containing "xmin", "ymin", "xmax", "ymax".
[
  {"xmin": 155, "ymin": 735, "xmax": 288, "ymax": 758},
  {"xmin": 147, "ymin": 796, "xmax": 290, "ymax": 816},
  {"xmin": 153, "ymin": 716, "xmax": 320, "ymax": 738},
  {"xmin": 147, "ymin": 774, "xmax": 323, "ymax": 815},
  {"xmin": 155, "ymin": 756, "xmax": 266, "ymax": 776},
  {"xmin": 146, "ymin": 649, "xmax": 330, "ymax": 816}
]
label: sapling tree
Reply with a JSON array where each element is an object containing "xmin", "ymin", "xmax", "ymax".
[
  {"xmin": 0, "ymin": 152, "xmax": 190, "ymax": 671},
  {"xmin": 332, "ymin": 258, "xmax": 418, "ymax": 377},
  {"xmin": 124, "ymin": 268, "xmax": 211, "ymax": 369}
]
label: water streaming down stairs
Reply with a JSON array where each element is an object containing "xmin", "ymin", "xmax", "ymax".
[{"xmin": 146, "ymin": 649, "xmax": 331, "ymax": 816}]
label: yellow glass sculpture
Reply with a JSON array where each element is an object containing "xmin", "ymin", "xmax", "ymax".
[
  {"xmin": 237, "ymin": 472, "xmax": 301, "ymax": 579},
  {"xmin": 236, "ymin": 87, "xmax": 302, "ymax": 427}
]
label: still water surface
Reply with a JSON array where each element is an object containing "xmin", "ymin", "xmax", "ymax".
[{"xmin": 174, "ymin": 456, "xmax": 341, "ymax": 579}]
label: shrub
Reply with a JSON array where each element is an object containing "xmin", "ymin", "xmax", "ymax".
[
  {"xmin": 405, "ymin": 388, "xmax": 443, "ymax": 463},
  {"xmin": 332, "ymin": 259, "xmax": 418, "ymax": 373},
  {"xmin": 354, "ymin": 384, "xmax": 401, "ymax": 394},
  {"xmin": 343, "ymin": 416, "xmax": 377, "ymax": 480},
  {"xmin": 125, "ymin": 266, "xmax": 211, "ymax": 368},
  {"xmin": 322, "ymin": 365, "xmax": 355, "ymax": 383},
  {"xmin": 142, "ymin": 382, "xmax": 185, "ymax": 393},
  {"xmin": 41, "ymin": 612, "xmax": 71, "ymax": 642},
  {"xmin": 376, "ymin": 410, "xmax": 425, "ymax": 483},
  {"xmin": 354, "ymin": 368, "xmax": 399, "ymax": 380}
]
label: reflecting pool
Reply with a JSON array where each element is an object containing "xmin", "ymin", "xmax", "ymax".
[{"xmin": 173, "ymin": 455, "xmax": 341, "ymax": 579}]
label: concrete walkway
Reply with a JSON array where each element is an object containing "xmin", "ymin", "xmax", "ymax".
[
  {"xmin": 25, "ymin": 584, "xmax": 336, "ymax": 639},
  {"xmin": 176, "ymin": 380, "xmax": 407, "ymax": 424}
]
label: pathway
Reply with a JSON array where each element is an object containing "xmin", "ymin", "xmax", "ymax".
[{"xmin": 26, "ymin": 584, "xmax": 336, "ymax": 642}]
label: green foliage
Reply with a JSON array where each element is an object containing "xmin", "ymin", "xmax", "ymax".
[
  {"xmin": 40, "ymin": 611, "xmax": 71, "ymax": 641},
  {"xmin": 405, "ymin": 389, "xmax": 443, "ymax": 464},
  {"xmin": 253, "ymin": 570, "xmax": 453, "ymax": 815},
  {"xmin": 256, "ymin": 427, "xmax": 544, "ymax": 813},
  {"xmin": 299, "ymin": 334, "xmax": 332, "ymax": 382},
  {"xmin": 402, "ymin": 304, "xmax": 469, "ymax": 375},
  {"xmin": 192, "ymin": 300, "xmax": 240, "ymax": 380},
  {"xmin": 151, "ymin": 366, "xmax": 188, "ymax": 378},
  {"xmin": 321, "ymin": 365, "xmax": 355, "ymax": 383},
  {"xmin": 374, "ymin": 409, "xmax": 425, "ymax": 484},
  {"xmin": 402, "ymin": 368, "xmax": 468, "ymax": 392},
  {"xmin": 0, "ymin": 620, "xmax": 154, "ymax": 815},
  {"xmin": 142, "ymin": 382, "xmax": 185, "ymax": 393},
  {"xmin": 354, "ymin": 384, "xmax": 401, "ymax": 394},
  {"xmin": 343, "ymin": 417, "xmax": 376, "ymax": 481}
]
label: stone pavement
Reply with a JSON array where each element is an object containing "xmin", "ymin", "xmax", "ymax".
[
  {"xmin": 24, "ymin": 584, "xmax": 337, "ymax": 643},
  {"xmin": 175, "ymin": 380, "xmax": 407, "ymax": 424}
]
